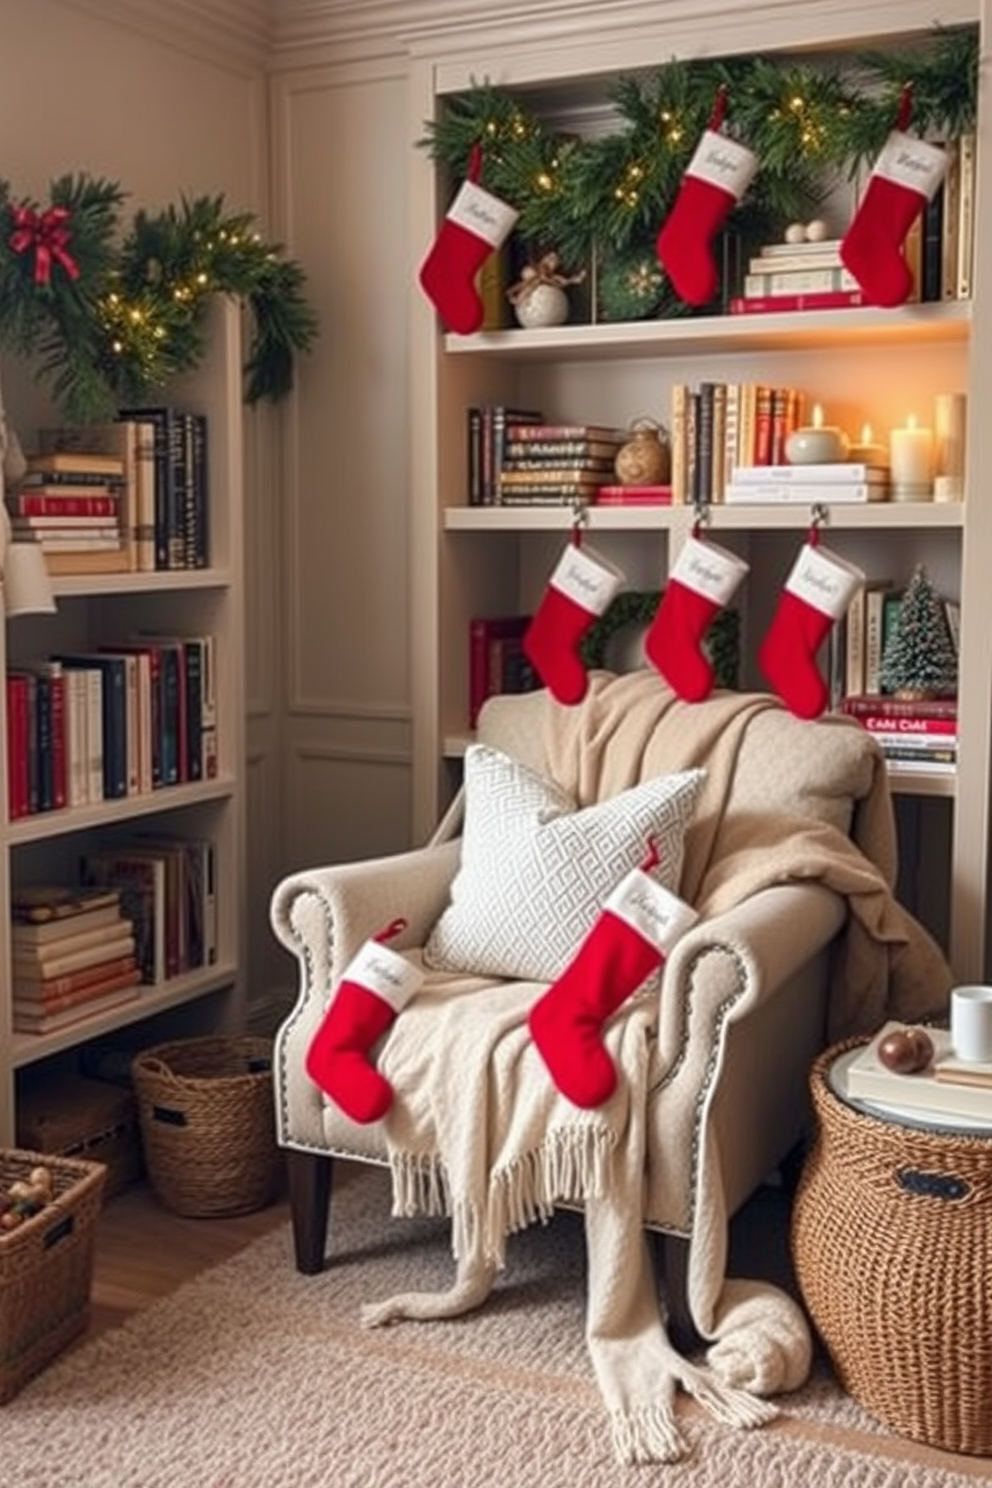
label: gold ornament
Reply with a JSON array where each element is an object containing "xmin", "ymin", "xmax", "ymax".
[{"xmin": 614, "ymin": 418, "xmax": 671, "ymax": 486}]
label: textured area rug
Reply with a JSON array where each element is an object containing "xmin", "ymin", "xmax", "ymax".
[{"xmin": 4, "ymin": 1164, "xmax": 989, "ymax": 1487}]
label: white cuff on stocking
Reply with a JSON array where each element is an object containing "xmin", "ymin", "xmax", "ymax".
[
  {"xmin": 671, "ymin": 534, "xmax": 749, "ymax": 604},
  {"xmin": 342, "ymin": 939, "xmax": 424, "ymax": 1013},
  {"xmin": 548, "ymin": 542, "xmax": 624, "ymax": 617},
  {"xmin": 871, "ymin": 130, "xmax": 947, "ymax": 203},
  {"xmin": 445, "ymin": 179, "xmax": 519, "ymax": 250},
  {"xmin": 685, "ymin": 130, "xmax": 757, "ymax": 199},
  {"xmin": 606, "ymin": 869, "xmax": 699, "ymax": 955},
  {"xmin": 784, "ymin": 543, "xmax": 864, "ymax": 619}
]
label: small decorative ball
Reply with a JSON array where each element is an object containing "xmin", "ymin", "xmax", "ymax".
[
  {"xmin": 512, "ymin": 281, "xmax": 570, "ymax": 330},
  {"xmin": 805, "ymin": 219, "xmax": 829, "ymax": 243},
  {"xmin": 784, "ymin": 223, "xmax": 807, "ymax": 244},
  {"xmin": 614, "ymin": 420, "xmax": 671, "ymax": 486},
  {"xmin": 877, "ymin": 1027, "xmax": 934, "ymax": 1074}
]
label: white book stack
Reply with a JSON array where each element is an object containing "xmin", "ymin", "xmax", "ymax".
[{"xmin": 724, "ymin": 462, "xmax": 890, "ymax": 504}]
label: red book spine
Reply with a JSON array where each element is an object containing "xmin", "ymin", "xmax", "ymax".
[
  {"xmin": 853, "ymin": 714, "xmax": 958, "ymax": 738},
  {"xmin": 6, "ymin": 674, "xmax": 30, "ymax": 820},
  {"xmin": 9, "ymin": 493, "xmax": 118, "ymax": 517},
  {"xmin": 728, "ymin": 288, "xmax": 867, "ymax": 314},
  {"xmin": 469, "ymin": 617, "xmax": 530, "ymax": 728},
  {"xmin": 841, "ymin": 693, "xmax": 957, "ymax": 720}
]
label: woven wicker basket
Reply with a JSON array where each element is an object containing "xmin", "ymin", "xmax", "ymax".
[
  {"xmin": 0, "ymin": 1147, "xmax": 106, "ymax": 1403},
  {"xmin": 792, "ymin": 1039, "xmax": 992, "ymax": 1455},
  {"xmin": 132, "ymin": 1036, "xmax": 281, "ymax": 1218}
]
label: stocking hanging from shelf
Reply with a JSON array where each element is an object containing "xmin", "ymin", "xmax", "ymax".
[
  {"xmin": 758, "ymin": 518, "xmax": 864, "ymax": 720},
  {"xmin": 418, "ymin": 143, "xmax": 519, "ymax": 335},
  {"xmin": 839, "ymin": 85, "xmax": 947, "ymax": 309},
  {"xmin": 656, "ymin": 86, "xmax": 758, "ymax": 308},
  {"xmin": 645, "ymin": 521, "xmax": 749, "ymax": 702},
  {"xmin": 523, "ymin": 513, "xmax": 624, "ymax": 706}
]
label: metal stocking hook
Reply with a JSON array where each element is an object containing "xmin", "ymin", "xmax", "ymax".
[{"xmin": 570, "ymin": 499, "xmax": 589, "ymax": 546}]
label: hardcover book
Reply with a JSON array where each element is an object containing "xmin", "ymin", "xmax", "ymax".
[{"xmin": 844, "ymin": 1023, "xmax": 992, "ymax": 1123}]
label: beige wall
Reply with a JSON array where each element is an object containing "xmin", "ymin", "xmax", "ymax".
[{"xmin": 0, "ymin": 0, "xmax": 286, "ymax": 1012}]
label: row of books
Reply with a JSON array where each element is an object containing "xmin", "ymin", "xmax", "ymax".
[
  {"xmin": 670, "ymin": 381, "xmax": 808, "ymax": 505},
  {"xmin": 468, "ymin": 614, "xmax": 539, "ymax": 727},
  {"xmin": 5, "ymin": 635, "xmax": 216, "ymax": 820},
  {"xmin": 727, "ymin": 133, "xmax": 976, "ymax": 318},
  {"xmin": 83, "ymin": 837, "xmax": 218, "ymax": 986},
  {"xmin": 29, "ymin": 407, "xmax": 209, "ymax": 573}
]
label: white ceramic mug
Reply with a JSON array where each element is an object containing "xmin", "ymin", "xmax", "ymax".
[{"xmin": 950, "ymin": 985, "xmax": 992, "ymax": 1063}]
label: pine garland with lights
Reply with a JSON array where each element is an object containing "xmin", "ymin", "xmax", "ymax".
[
  {"xmin": 421, "ymin": 25, "xmax": 978, "ymax": 320},
  {"xmin": 0, "ymin": 179, "xmax": 318, "ymax": 424}
]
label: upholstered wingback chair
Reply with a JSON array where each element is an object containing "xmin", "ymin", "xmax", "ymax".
[{"xmin": 270, "ymin": 672, "xmax": 901, "ymax": 1341}]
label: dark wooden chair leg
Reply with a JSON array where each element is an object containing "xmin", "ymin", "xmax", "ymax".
[
  {"xmin": 286, "ymin": 1148, "xmax": 334, "ymax": 1274},
  {"xmin": 653, "ymin": 1231, "xmax": 704, "ymax": 1354}
]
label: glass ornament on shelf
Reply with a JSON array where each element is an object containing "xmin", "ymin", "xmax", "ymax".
[{"xmin": 507, "ymin": 252, "xmax": 585, "ymax": 328}]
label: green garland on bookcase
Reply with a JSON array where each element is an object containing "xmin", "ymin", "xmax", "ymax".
[
  {"xmin": 421, "ymin": 24, "xmax": 978, "ymax": 320},
  {"xmin": 0, "ymin": 176, "xmax": 318, "ymax": 424}
]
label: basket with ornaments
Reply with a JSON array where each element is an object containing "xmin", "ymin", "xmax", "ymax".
[{"xmin": 0, "ymin": 1162, "xmax": 54, "ymax": 1232}]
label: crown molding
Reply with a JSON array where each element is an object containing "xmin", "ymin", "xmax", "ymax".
[{"xmin": 59, "ymin": 0, "xmax": 271, "ymax": 70}]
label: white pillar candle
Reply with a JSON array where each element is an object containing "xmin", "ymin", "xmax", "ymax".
[
  {"xmin": 933, "ymin": 393, "xmax": 966, "ymax": 502},
  {"xmin": 889, "ymin": 415, "xmax": 933, "ymax": 501}
]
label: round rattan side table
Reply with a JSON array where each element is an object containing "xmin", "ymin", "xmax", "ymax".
[{"xmin": 791, "ymin": 1038, "xmax": 992, "ymax": 1457}]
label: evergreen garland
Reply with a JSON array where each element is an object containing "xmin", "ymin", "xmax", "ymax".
[
  {"xmin": 420, "ymin": 25, "xmax": 978, "ymax": 317},
  {"xmin": 0, "ymin": 179, "xmax": 318, "ymax": 424}
]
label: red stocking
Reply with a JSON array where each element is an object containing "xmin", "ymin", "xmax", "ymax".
[
  {"xmin": 524, "ymin": 537, "xmax": 623, "ymax": 705},
  {"xmin": 645, "ymin": 532, "xmax": 748, "ymax": 702},
  {"xmin": 758, "ymin": 536, "xmax": 864, "ymax": 719},
  {"xmin": 840, "ymin": 88, "xmax": 947, "ymax": 309},
  {"xmin": 418, "ymin": 144, "xmax": 519, "ymax": 335},
  {"xmin": 306, "ymin": 919, "xmax": 422, "ymax": 1124},
  {"xmin": 529, "ymin": 847, "xmax": 698, "ymax": 1109},
  {"xmin": 656, "ymin": 89, "xmax": 757, "ymax": 307}
]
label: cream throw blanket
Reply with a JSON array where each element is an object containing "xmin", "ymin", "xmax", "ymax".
[{"xmin": 361, "ymin": 676, "xmax": 952, "ymax": 1464}]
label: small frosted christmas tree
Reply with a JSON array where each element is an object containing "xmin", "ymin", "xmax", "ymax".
[{"xmin": 879, "ymin": 564, "xmax": 958, "ymax": 698}]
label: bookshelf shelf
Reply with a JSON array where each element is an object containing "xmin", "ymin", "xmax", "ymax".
[
  {"xmin": 445, "ymin": 302, "xmax": 971, "ymax": 362},
  {"xmin": 10, "ymin": 961, "xmax": 239, "ymax": 1069},
  {"xmin": 410, "ymin": 0, "xmax": 989, "ymax": 986},
  {"xmin": 0, "ymin": 298, "xmax": 246, "ymax": 1142}
]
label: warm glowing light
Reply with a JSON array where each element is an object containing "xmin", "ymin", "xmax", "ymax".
[
  {"xmin": 812, "ymin": 403, "xmax": 824, "ymax": 428},
  {"xmin": 861, "ymin": 423, "xmax": 874, "ymax": 442}
]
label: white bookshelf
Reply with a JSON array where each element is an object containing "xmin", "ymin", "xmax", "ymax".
[
  {"xmin": 0, "ymin": 298, "xmax": 246, "ymax": 1143},
  {"xmin": 407, "ymin": 0, "xmax": 990, "ymax": 980}
]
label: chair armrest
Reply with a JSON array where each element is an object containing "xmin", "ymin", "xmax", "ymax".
[
  {"xmin": 642, "ymin": 883, "xmax": 845, "ymax": 1236},
  {"xmin": 657, "ymin": 882, "xmax": 845, "ymax": 1070},
  {"xmin": 270, "ymin": 838, "xmax": 461, "ymax": 1148}
]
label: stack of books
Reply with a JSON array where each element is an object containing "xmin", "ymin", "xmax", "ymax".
[
  {"xmin": 728, "ymin": 235, "xmax": 869, "ymax": 316},
  {"xmin": 82, "ymin": 836, "xmax": 218, "ymax": 985},
  {"xmin": 843, "ymin": 1022, "xmax": 991, "ymax": 1123},
  {"xmin": 11, "ymin": 885, "xmax": 142, "ymax": 1035},
  {"xmin": 840, "ymin": 693, "xmax": 958, "ymax": 775},
  {"xmin": 16, "ymin": 451, "xmax": 130, "ymax": 574},
  {"xmin": 725, "ymin": 461, "xmax": 889, "ymax": 505},
  {"xmin": 496, "ymin": 423, "xmax": 623, "ymax": 505},
  {"xmin": 466, "ymin": 405, "xmax": 544, "ymax": 505}
]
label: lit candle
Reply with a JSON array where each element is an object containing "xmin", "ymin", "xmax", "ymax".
[
  {"xmin": 889, "ymin": 414, "xmax": 934, "ymax": 501},
  {"xmin": 785, "ymin": 403, "xmax": 850, "ymax": 465},
  {"xmin": 847, "ymin": 423, "xmax": 890, "ymax": 470}
]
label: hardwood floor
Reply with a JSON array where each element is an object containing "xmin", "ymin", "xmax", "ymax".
[{"xmin": 88, "ymin": 1176, "xmax": 291, "ymax": 1338}]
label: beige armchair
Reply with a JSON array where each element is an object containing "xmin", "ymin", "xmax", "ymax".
[{"xmin": 270, "ymin": 672, "xmax": 926, "ymax": 1345}]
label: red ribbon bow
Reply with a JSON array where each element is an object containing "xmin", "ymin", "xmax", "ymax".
[{"xmin": 9, "ymin": 204, "xmax": 80, "ymax": 286}]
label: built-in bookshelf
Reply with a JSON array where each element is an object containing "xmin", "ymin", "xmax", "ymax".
[
  {"xmin": 0, "ymin": 298, "xmax": 245, "ymax": 1144},
  {"xmin": 408, "ymin": 0, "xmax": 992, "ymax": 985}
]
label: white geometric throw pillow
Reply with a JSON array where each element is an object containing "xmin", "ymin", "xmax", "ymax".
[{"xmin": 423, "ymin": 743, "xmax": 705, "ymax": 982}]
